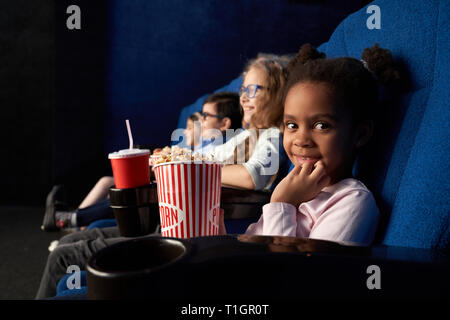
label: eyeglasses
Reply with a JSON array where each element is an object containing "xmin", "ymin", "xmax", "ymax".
[
  {"xmin": 200, "ymin": 111, "xmax": 224, "ymax": 120},
  {"xmin": 239, "ymin": 84, "xmax": 266, "ymax": 99}
]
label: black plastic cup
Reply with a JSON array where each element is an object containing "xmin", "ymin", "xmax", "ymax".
[
  {"xmin": 86, "ymin": 236, "xmax": 190, "ymax": 299},
  {"xmin": 109, "ymin": 183, "xmax": 159, "ymax": 237}
]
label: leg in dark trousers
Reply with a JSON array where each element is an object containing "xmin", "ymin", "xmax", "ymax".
[{"xmin": 35, "ymin": 227, "xmax": 122, "ymax": 299}]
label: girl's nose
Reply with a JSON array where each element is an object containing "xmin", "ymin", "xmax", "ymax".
[
  {"xmin": 293, "ymin": 127, "xmax": 314, "ymax": 148},
  {"xmin": 240, "ymin": 93, "xmax": 249, "ymax": 104}
]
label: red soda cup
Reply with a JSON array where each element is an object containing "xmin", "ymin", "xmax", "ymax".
[{"xmin": 108, "ymin": 149, "xmax": 150, "ymax": 189}]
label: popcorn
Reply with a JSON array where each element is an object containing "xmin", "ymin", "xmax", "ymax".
[{"xmin": 150, "ymin": 146, "xmax": 216, "ymax": 165}]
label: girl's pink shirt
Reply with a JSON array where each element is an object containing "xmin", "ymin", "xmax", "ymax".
[{"xmin": 245, "ymin": 178, "xmax": 380, "ymax": 246}]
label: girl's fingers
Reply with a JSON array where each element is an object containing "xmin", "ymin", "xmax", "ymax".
[
  {"xmin": 310, "ymin": 160, "xmax": 326, "ymax": 180},
  {"xmin": 313, "ymin": 160, "xmax": 324, "ymax": 169},
  {"xmin": 289, "ymin": 164, "xmax": 303, "ymax": 176},
  {"xmin": 300, "ymin": 162, "xmax": 314, "ymax": 175}
]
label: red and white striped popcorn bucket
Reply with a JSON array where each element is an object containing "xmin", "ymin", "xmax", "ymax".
[{"xmin": 153, "ymin": 161, "xmax": 222, "ymax": 238}]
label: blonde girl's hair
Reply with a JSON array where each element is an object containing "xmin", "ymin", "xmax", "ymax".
[{"xmin": 242, "ymin": 53, "xmax": 290, "ymax": 129}]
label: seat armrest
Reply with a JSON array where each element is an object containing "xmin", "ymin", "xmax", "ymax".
[
  {"xmin": 220, "ymin": 187, "xmax": 271, "ymax": 204},
  {"xmin": 142, "ymin": 184, "xmax": 271, "ymax": 205}
]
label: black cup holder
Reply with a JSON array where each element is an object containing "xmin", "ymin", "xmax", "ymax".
[
  {"xmin": 86, "ymin": 236, "xmax": 190, "ymax": 299},
  {"xmin": 109, "ymin": 183, "xmax": 159, "ymax": 237}
]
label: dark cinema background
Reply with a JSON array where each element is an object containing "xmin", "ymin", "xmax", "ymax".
[{"xmin": 1, "ymin": 0, "xmax": 371, "ymax": 206}]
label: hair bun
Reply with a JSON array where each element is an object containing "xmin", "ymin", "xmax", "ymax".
[
  {"xmin": 286, "ymin": 43, "xmax": 325, "ymax": 78},
  {"xmin": 361, "ymin": 43, "xmax": 400, "ymax": 85}
]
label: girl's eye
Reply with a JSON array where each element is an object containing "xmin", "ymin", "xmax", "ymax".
[
  {"xmin": 314, "ymin": 122, "xmax": 330, "ymax": 130},
  {"xmin": 285, "ymin": 122, "xmax": 297, "ymax": 130}
]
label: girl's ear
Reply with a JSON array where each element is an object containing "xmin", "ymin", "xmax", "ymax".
[
  {"xmin": 355, "ymin": 120, "xmax": 374, "ymax": 148},
  {"xmin": 220, "ymin": 117, "xmax": 232, "ymax": 131}
]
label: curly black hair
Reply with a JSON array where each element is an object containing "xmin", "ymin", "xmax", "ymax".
[{"xmin": 283, "ymin": 43, "xmax": 400, "ymax": 123}]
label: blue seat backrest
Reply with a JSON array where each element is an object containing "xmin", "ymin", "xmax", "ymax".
[
  {"xmin": 176, "ymin": 77, "xmax": 243, "ymax": 130},
  {"xmin": 315, "ymin": 0, "xmax": 449, "ymax": 250}
]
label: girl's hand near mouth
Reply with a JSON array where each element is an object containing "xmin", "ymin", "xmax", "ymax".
[{"xmin": 270, "ymin": 160, "xmax": 331, "ymax": 207}]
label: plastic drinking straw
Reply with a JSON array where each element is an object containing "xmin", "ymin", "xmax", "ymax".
[{"xmin": 126, "ymin": 119, "xmax": 133, "ymax": 150}]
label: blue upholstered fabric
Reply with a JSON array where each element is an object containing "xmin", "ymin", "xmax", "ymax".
[
  {"xmin": 56, "ymin": 287, "xmax": 87, "ymax": 297},
  {"xmin": 56, "ymin": 271, "xmax": 87, "ymax": 297},
  {"xmin": 175, "ymin": 76, "xmax": 243, "ymax": 133},
  {"xmin": 178, "ymin": 0, "xmax": 449, "ymax": 250}
]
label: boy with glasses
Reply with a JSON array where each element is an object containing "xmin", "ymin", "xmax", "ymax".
[{"xmin": 197, "ymin": 92, "xmax": 243, "ymax": 152}]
